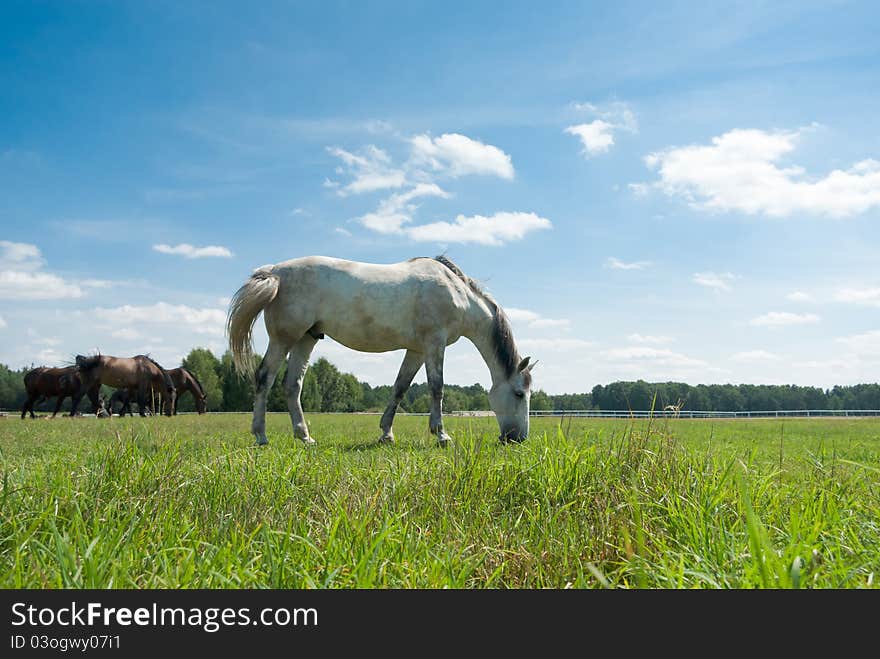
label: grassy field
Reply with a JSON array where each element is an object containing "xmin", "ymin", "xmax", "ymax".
[{"xmin": 1, "ymin": 412, "xmax": 878, "ymax": 588}]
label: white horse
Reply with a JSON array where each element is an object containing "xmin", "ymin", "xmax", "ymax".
[{"xmin": 227, "ymin": 255, "xmax": 536, "ymax": 447}]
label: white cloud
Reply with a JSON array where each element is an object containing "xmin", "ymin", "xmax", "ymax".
[
  {"xmin": 505, "ymin": 308, "xmax": 571, "ymax": 330},
  {"xmin": 565, "ymin": 121, "xmax": 615, "ymax": 156},
  {"xmin": 835, "ymin": 287, "xmax": 880, "ymax": 307},
  {"xmin": 358, "ymin": 183, "xmax": 450, "ymax": 234},
  {"xmin": 601, "ymin": 346, "xmax": 707, "ymax": 368},
  {"xmin": 639, "ymin": 127, "xmax": 880, "ymax": 217},
  {"xmin": 0, "ymin": 315, "xmax": 6, "ymax": 328},
  {"xmin": 406, "ymin": 211, "xmax": 551, "ymax": 246},
  {"xmin": 627, "ymin": 333, "xmax": 673, "ymax": 344},
  {"xmin": 0, "ymin": 270, "xmax": 84, "ymax": 300},
  {"xmin": 111, "ymin": 328, "xmax": 143, "ymax": 340},
  {"xmin": 836, "ymin": 330, "xmax": 880, "ymax": 358},
  {"xmin": 92, "ymin": 302, "xmax": 226, "ymax": 336},
  {"xmin": 327, "ymin": 145, "xmax": 407, "ymax": 195},
  {"xmin": 519, "ymin": 338, "xmax": 595, "ymax": 351},
  {"xmin": 605, "ymin": 257, "xmax": 651, "ymax": 271},
  {"xmin": 731, "ymin": 350, "xmax": 780, "ymax": 362},
  {"xmin": 0, "ymin": 240, "xmax": 44, "ymax": 270},
  {"xmin": 693, "ymin": 271, "xmax": 738, "ymax": 292},
  {"xmin": 153, "ymin": 243, "xmax": 233, "ymax": 259},
  {"xmin": 334, "ymin": 227, "xmax": 352, "ymax": 237},
  {"xmin": 410, "ymin": 133, "xmax": 514, "ymax": 179},
  {"xmin": 749, "ymin": 312, "xmax": 821, "ymax": 327},
  {"xmin": 0, "ymin": 240, "xmax": 85, "ymax": 299},
  {"xmin": 787, "ymin": 291, "xmax": 812, "ymax": 302},
  {"xmin": 566, "ymin": 101, "xmax": 638, "ymax": 158}
]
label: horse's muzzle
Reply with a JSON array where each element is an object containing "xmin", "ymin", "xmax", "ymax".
[{"xmin": 499, "ymin": 429, "xmax": 528, "ymax": 444}]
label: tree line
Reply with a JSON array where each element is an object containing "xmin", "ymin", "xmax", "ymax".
[{"xmin": 1, "ymin": 348, "xmax": 878, "ymax": 413}]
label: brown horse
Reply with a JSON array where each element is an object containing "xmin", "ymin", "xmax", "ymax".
[
  {"xmin": 165, "ymin": 367, "xmax": 207, "ymax": 415},
  {"xmin": 73, "ymin": 354, "xmax": 175, "ymax": 417},
  {"xmin": 21, "ymin": 366, "xmax": 99, "ymax": 418}
]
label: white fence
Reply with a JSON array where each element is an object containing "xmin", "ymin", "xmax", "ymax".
[{"xmin": 523, "ymin": 409, "xmax": 880, "ymax": 419}]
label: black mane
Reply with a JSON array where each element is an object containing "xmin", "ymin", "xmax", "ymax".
[
  {"xmin": 184, "ymin": 367, "xmax": 206, "ymax": 398},
  {"xmin": 137, "ymin": 354, "xmax": 174, "ymax": 392},
  {"xmin": 429, "ymin": 255, "xmax": 521, "ymax": 378}
]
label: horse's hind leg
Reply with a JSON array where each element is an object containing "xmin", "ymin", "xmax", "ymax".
[
  {"xmin": 251, "ymin": 339, "xmax": 290, "ymax": 446},
  {"xmin": 378, "ymin": 349, "xmax": 424, "ymax": 444},
  {"xmin": 284, "ymin": 335, "xmax": 318, "ymax": 444},
  {"xmin": 51, "ymin": 395, "xmax": 65, "ymax": 418}
]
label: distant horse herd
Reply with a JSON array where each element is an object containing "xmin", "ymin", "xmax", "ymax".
[{"xmin": 20, "ymin": 353, "xmax": 207, "ymax": 419}]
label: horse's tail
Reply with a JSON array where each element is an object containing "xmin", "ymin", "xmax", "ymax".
[{"xmin": 227, "ymin": 265, "xmax": 280, "ymax": 379}]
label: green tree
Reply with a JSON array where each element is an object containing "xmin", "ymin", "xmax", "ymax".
[
  {"xmin": 219, "ymin": 351, "xmax": 256, "ymax": 412},
  {"xmin": 531, "ymin": 389, "xmax": 552, "ymax": 411}
]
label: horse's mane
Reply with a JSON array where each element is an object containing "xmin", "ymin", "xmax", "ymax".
[
  {"xmin": 427, "ymin": 255, "xmax": 521, "ymax": 379},
  {"xmin": 184, "ymin": 367, "xmax": 206, "ymax": 398},
  {"xmin": 75, "ymin": 353, "xmax": 103, "ymax": 372},
  {"xmin": 137, "ymin": 354, "xmax": 175, "ymax": 391}
]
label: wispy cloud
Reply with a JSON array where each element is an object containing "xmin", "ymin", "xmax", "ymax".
[
  {"xmin": 505, "ymin": 308, "xmax": 571, "ymax": 330},
  {"xmin": 786, "ymin": 290, "xmax": 812, "ymax": 302},
  {"xmin": 410, "ymin": 133, "xmax": 514, "ymax": 179},
  {"xmin": 749, "ymin": 311, "xmax": 821, "ymax": 327},
  {"xmin": 0, "ymin": 240, "xmax": 84, "ymax": 300},
  {"xmin": 627, "ymin": 333, "xmax": 673, "ymax": 344},
  {"xmin": 605, "ymin": 257, "xmax": 651, "ymax": 270},
  {"xmin": 601, "ymin": 346, "xmax": 707, "ymax": 368},
  {"xmin": 153, "ymin": 243, "xmax": 233, "ymax": 259},
  {"xmin": 565, "ymin": 101, "xmax": 637, "ymax": 158},
  {"xmin": 358, "ymin": 183, "xmax": 450, "ymax": 234},
  {"xmin": 92, "ymin": 302, "xmax": 227, "ymax": 336},
  {"xmin": 406, "ymin": 211, "xmax": 551, "ymax": 246},
  {"xmin": 0, "ymin": 315, "xmax": 7, "ymax": 329},
  {"xmin": 731, "ymin": 349, "xmax": 780, "ymax": 362},
  {"xmin": 692, "ymin": 271, "xmax": 738, "ymax": 291},
  {"xmin": 637, "ymin": 126, "xmax": 880, "ymax": 217},
  {"xmin": 835, "ymin": 287, "xmax": 880, "ymax": 307},
  {"xmin": 326, "ymin": 131, "xmax": 540, "ymax": 244},
  {"xmin": 326, "ymin": 145, "xmax": 407, "ymax": 195}
]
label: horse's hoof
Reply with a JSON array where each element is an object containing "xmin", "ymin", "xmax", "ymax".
[
  {"xmin": 378, "ymin": 433, "xmax": 394, "ymax": 444},
  {"xmin": 437, "ymin": 434, "xmax": 452, "ymax": 448},
  {"xmin": 302, "ymin": 437, "xmax": 316, "ymax": 446},
  {"xmin": 254, "ymin": 436, "xmax": 269, "ymax": 446}
]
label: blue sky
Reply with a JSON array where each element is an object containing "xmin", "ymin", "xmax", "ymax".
[{"xmin": 1, "ymin": 0, "xmax": 879, "ymax": 394}]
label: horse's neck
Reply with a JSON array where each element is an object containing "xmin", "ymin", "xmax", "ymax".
[{"xmin": 462, "ymin": 301, "xmax": 511, "ymax": 387}]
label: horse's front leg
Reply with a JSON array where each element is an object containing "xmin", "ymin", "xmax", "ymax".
[
  {"xmin": 285, "ymin": 335, "xmax": 318, "ymax": 444},
  {"xmin": 51, "ymin": 395, "xmax": 66, "ymax": 418},
  {"xmin": 251, "ymin": 339, "xmax": 289, "ymax": 446},
  {"xmin": 379, "ymin": 349, "xmax": 424, "ymax": 444},
  {"xmin": 424, "ymin": 342, "xmax": 452, "ymax": 447}
]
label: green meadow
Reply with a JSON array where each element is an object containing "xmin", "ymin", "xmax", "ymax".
[{"xmin": 1, "ymin": 413, "xmax": 878, "ymax": 588}]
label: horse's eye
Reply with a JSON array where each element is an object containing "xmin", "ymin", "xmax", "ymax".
[{"xmin": 515, "ymin": 391, "xmax": 525, "ymax": 398}]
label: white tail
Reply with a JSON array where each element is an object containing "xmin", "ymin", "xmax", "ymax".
[{"xmin": 226, "ymin": 266, "xmax": 281, "ymax": 378}]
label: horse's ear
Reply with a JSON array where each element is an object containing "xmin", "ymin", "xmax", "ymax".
[{"xmin": 517, "ymin": 356, "xmax": 531, "ymax": 372}]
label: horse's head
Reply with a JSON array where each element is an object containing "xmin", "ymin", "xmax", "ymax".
[
  {"xmin": 489, "ymin": 356, "xmax": 536, "ymax": 443},
  {"xmin": 195, "ymin": 395, "xmax": 207, "ymax": 414}
]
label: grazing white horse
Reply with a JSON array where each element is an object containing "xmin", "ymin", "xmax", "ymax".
[{"xmin": 227, "ymin": 255, "xmax": 535, "ymax": 447}]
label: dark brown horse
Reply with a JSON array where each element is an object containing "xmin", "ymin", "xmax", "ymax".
[
  {"xmin": 165, "ymin": 367, "xmax": 207, "ymax": 414},
  {"xmin": 107, "ymin": 388, "xmax": 146, "ymax": 417},
  {"xmin": 73, "ymin": 354, "xmax": 175, "ymax": 417},
  {"xmin": 21, "ymin": 366, "xmax": 99, "ymax": 418}
]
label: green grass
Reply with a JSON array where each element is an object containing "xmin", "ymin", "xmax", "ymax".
[{"xmin": 1, "ymin": 413, "xmax": 878, "ymax": 588}]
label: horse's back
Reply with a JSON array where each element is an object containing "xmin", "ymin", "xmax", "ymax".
[{"xmin": 264, "ymin": 256, "xmax": 473, "ymax": 351}]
